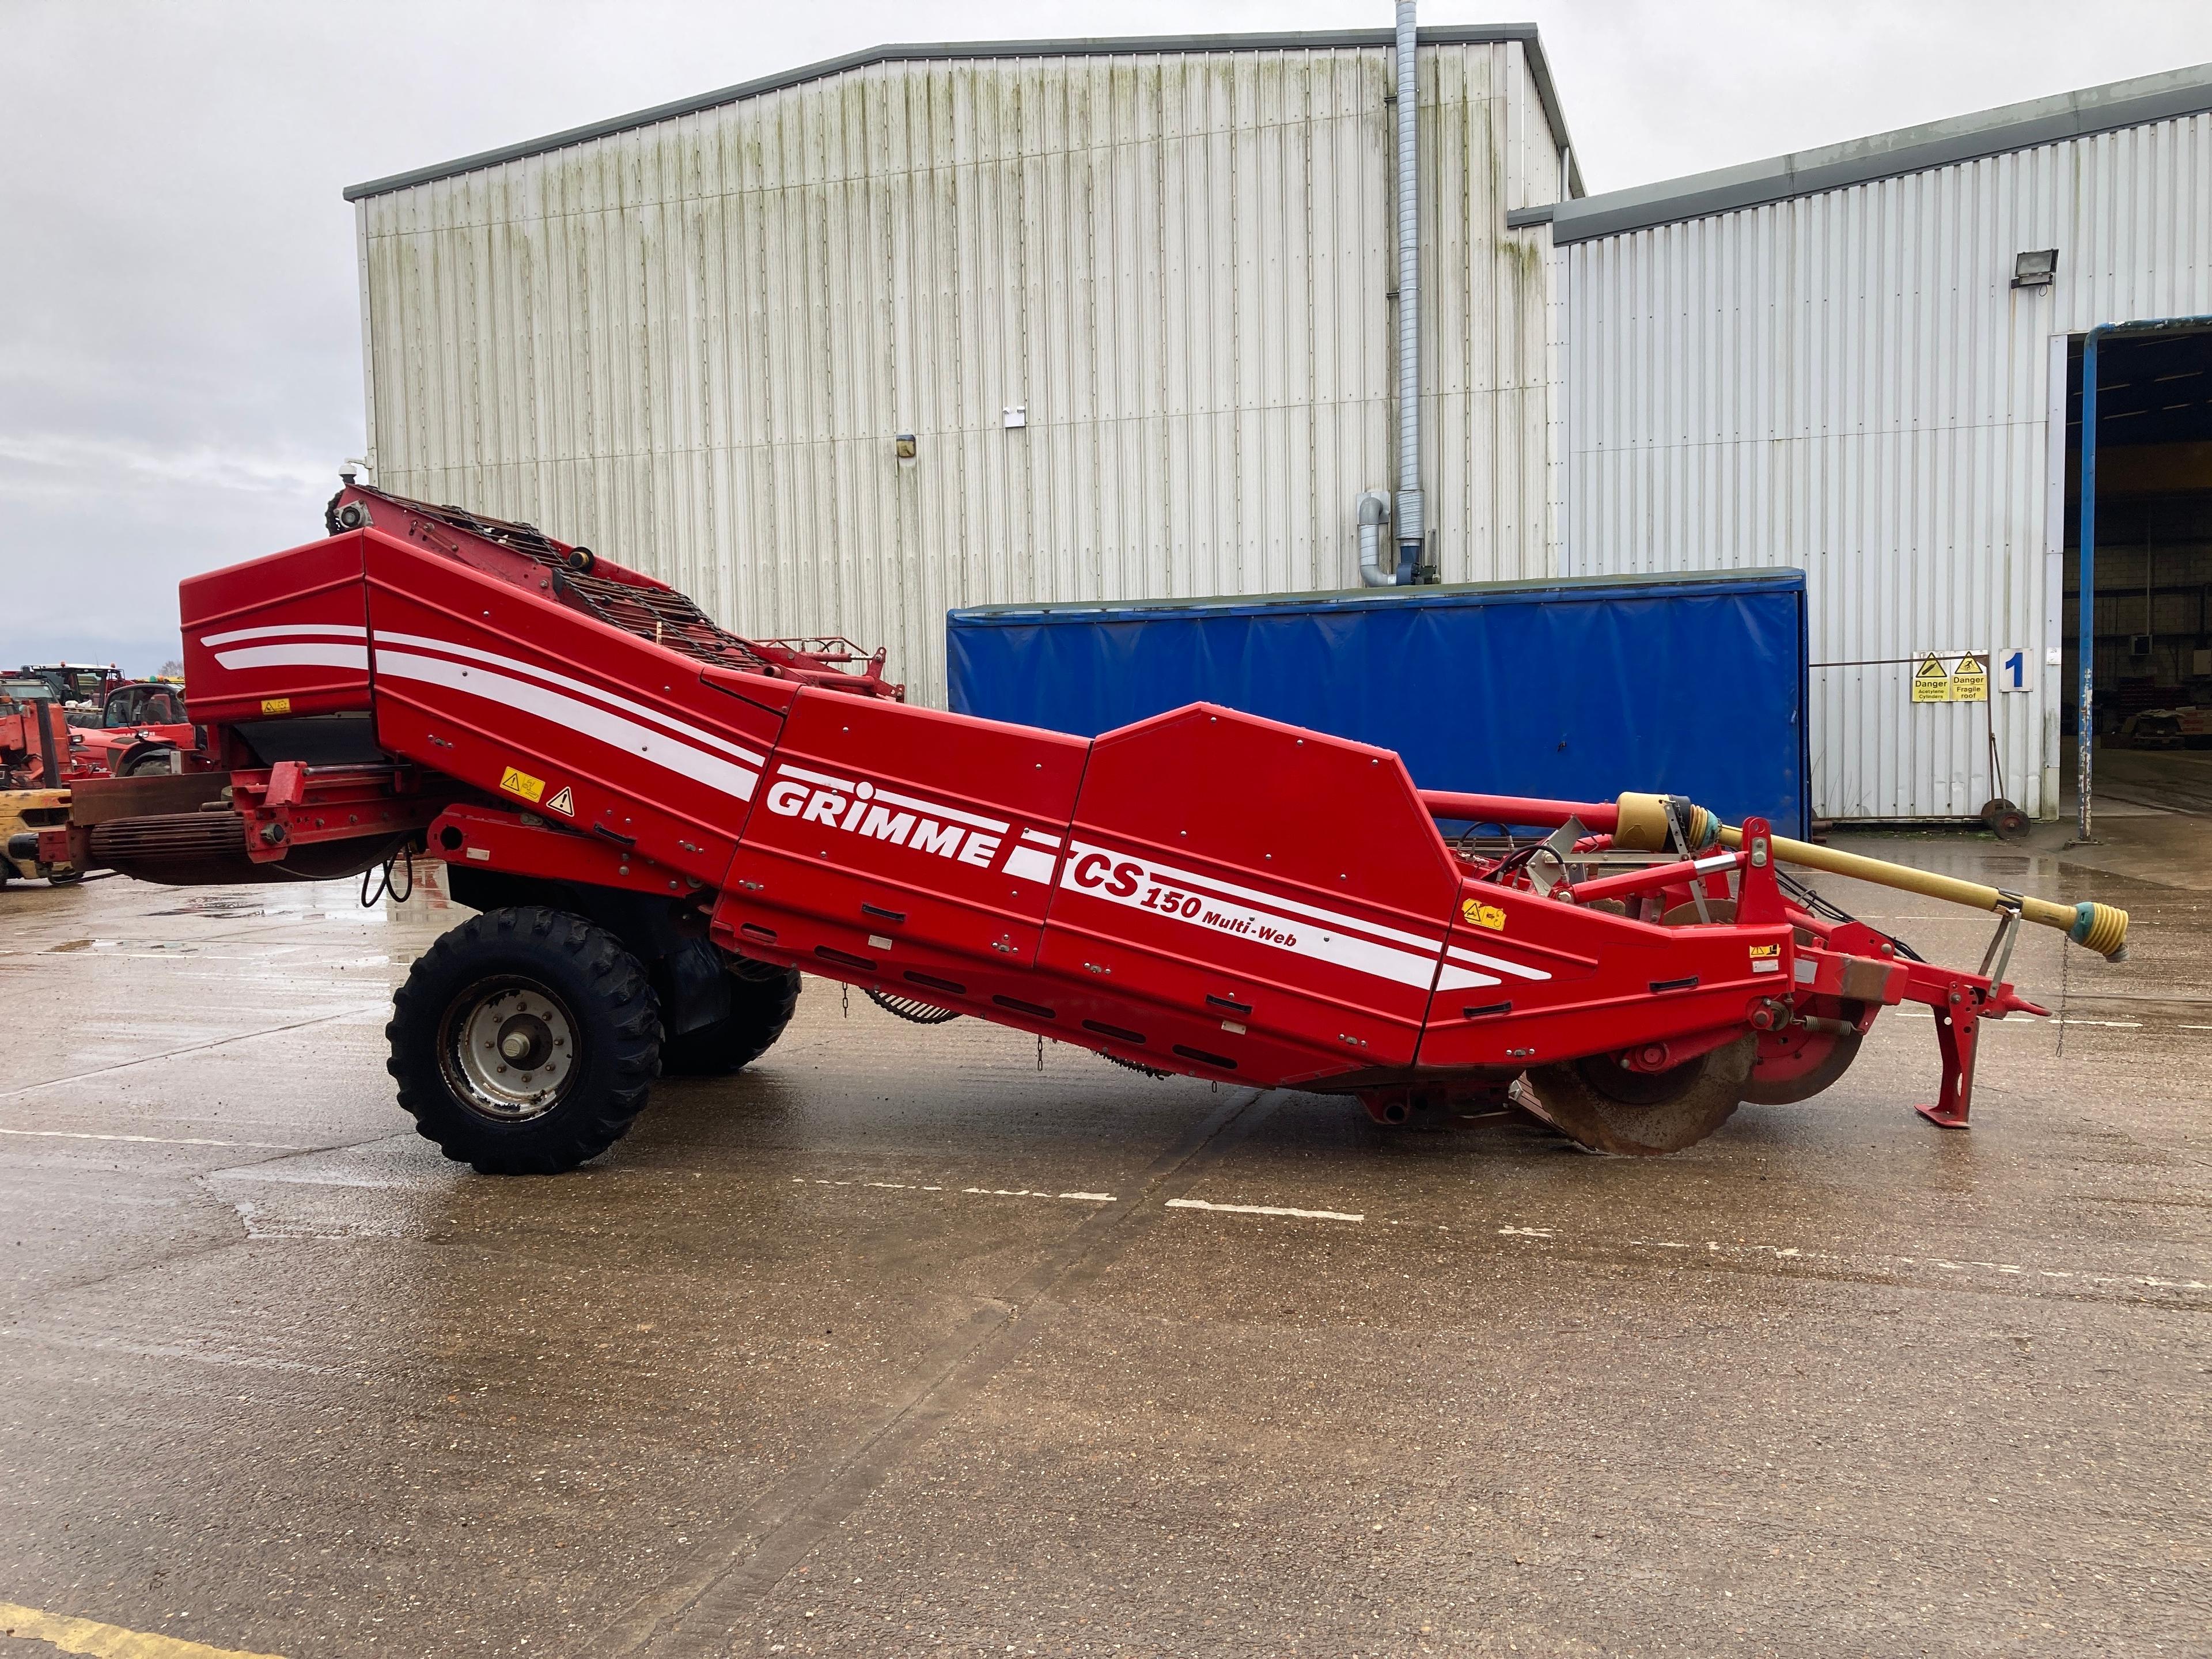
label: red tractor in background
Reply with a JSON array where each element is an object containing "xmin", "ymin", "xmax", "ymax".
[{"xmin": 69, "ymin": 679, "xmax": 199, "ymax": 778}]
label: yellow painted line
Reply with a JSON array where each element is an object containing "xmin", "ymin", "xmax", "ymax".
[{"xmin": 0, "ymin": 1601, "xmax": 285, "ymax": 1659}]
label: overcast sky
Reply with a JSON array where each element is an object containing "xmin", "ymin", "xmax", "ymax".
[{"xmin": 4, "ymin": 0, "xmax": 2210, "ymax": 673}]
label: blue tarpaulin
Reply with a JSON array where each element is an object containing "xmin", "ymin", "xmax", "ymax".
[{"xmin": 947, "ymin": 570, "xmax": 1809, "ymax": 836}]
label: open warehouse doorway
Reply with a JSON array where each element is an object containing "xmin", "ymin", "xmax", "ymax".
[{"xmin": 2065, "ymin": 321, "xmax": 2212, "ymax": 824}]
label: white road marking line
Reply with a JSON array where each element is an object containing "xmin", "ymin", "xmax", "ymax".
[
  {"xmin": 1495, "ymin": 1226, "xmax": 2209, "ymax": 1294},
  {"xmin": 0, "ymin": 1128, "xmax": 306, "ymax": 1150},
  {"xmin": 1168, "ymin": 1198, "xmax": 1364, "ymax": 1224},
  {"xmin": 789, "ymin": 1177, "xmax": 1115, "ymax": 1203}
]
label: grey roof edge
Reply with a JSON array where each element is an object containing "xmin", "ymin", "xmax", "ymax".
[
  {"xmin": 948, "ymin": 566, "xmax": 1805, "ymax": 620},
  {"xmin": 1551, "ymin": 61, "xmax": 2212, "ymax": 245},
  {"xmin": 344, "ymin": 25, "xmax": 1578, "ymax": 203}
]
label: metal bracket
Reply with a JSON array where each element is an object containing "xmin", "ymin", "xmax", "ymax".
[
  {"xmin": 1978, "ymin": 895, "xmax": 2024, "ymax": 988},
  {"xmin": 1665, "ymin": 800, "xmax": 1711, "ymax": 923},
  {"xmin": 1527, "ymin": 815, "xmax": 1586, "ymax": 897}
]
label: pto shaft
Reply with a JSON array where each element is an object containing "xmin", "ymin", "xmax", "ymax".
[
  {"xmin": 1710, "ymin": 824, "xmax": 2128, "ymax": 960},
  {"xmin": 1420, "ymin": 788, "xmax": 2129, "ymax": 959}
]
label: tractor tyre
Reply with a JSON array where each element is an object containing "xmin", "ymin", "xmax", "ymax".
[
  {"xmin": 1527, "ymin": 1036, "xmax": 1757, "ymax": 1156},
  {"xmin": 661, "ymin": 963, "xmax": 802, "ymax": 1075},
  {"xmin": 388, "ymin": 906, "xmax": 661, "ymax": 1175}
]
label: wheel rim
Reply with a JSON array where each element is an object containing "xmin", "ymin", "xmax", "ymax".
[{"xmin": 439, "ymin": 976, "xmax": 578, "ymax": 1123}]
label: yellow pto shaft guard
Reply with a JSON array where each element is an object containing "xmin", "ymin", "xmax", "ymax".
[{"xmin": 1611, "ymin": 792, "xmax": 2128, "ymax": 961}]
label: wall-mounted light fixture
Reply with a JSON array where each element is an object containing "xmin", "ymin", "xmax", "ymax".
[
  {"xmin": 895, "ymin": 433, "xmax": 916, "ymax": 459},
  {"xmin": 2012, "ymin": 249, "xmax": 2058, "ymax": 289},
  {"xmin": 1002, "ymin": 404, "xmax": 1027, "ymax": 430}
]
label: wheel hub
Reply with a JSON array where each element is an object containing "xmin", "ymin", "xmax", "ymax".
[{"xmin": 446, "ymin": 982, "xmax": 577, "ymax": 1122}]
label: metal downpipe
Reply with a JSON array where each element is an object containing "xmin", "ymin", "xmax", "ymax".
[
  {"xmin": 1392, "ymin": 0, "xmax": 1423, "ymax": 584},
  {"xmin": 1355, "ymin": 491, "xmax": 1392, "ymax": 586}
]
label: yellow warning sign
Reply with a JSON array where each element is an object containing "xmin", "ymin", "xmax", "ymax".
[
  {"xmin": 1460, "ymin": 899, "xmax": 1507, "ymax": 931},
  {"xmin": 1911, "ymin": 655, "xmax": 1953, "ymax": 703},
  {"xmin": 1948, "ymin": 655, "xmax": 1988, "ymax": 702},
  {"xmin": 498, "ymin": 764, "xmax": 546, "ymax": 805},
  {"xmin": 545, "ymin": 785, "xmax": 575, "ymax": 817},
  {"xmin": 259, "ymin": 696, "xmax": 292, "ymax": 716}
]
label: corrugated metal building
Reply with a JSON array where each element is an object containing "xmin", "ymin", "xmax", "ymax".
[
  {"xmin": 346, "ymin": 27, "xmax": 1576, "ymax": 707},
  {"xmin": 1544, "ymin": 66, "xmax": 2212, "ymax": 821}
]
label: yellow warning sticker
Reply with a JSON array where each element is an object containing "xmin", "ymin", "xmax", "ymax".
[
  {"xmin": 1461, "ymin": 899, "xmax": 1508, "ymax": 931},
  {"xmin": 545, "ymin": 785, "xmax": 575, "ymax": 817},
  {"xmin": 1748, "ymin": 943, "xmax": 1781, "ymax": 958},
  {"xmin": 259, "ymin": 696, "xmax": 292, "ymax": 716},
  {"xmin": 1948, "ymin": 655, "xmax": 1988, "ymax": 702},
  {"xmin": 499, "ymin": 765, "xmax": 546, "ymax": 805},
  {"xmin": 1911, "ymin": 655, "xmax": 1952, "ymax": 703}
]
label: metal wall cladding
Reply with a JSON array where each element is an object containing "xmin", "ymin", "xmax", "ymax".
[
  {"xmin": 946, "ymin": 570, "xmax": 1811, "ymax": 835},
  {"xmin": 358, "ymin": 42, "xmax": 1565, "ymax": 710},
  {"xmin": 1559, "ymin": 111, "xmax": 2212, "ymax": 820}
]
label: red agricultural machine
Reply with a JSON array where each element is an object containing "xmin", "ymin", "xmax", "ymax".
[
  {"xmin": 1, "ymin": 684, "xmax": 84, "ymax": 884},
  {"xmin": 67, "ymin": 483, "xmax": 2131, "ymax": 1170},
  {"xmin": 69, "ymin": 679, "xmax": 199, "ymax": 779}
]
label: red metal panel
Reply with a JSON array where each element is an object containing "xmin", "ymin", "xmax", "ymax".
[
  {"xmin": 1040, "ymin": 705, "xmax": 1460, "ymax": 1081},
  {"xmin": 179, "ymin": 532, "xmax": 372, "ymax": 724},
  {"xmin": 1415, "ymin": 880, "xmax": 1793, "ymax": 1071},
  {"xmin": 360, "ymin": 532, "xmax": 786, "ymax": 891},
  {"xmin": 429, "ymin": 804, "xmax": 693, "ymax": 897},
  {"xmin": 714, "ymin": 692, "xmax": 1089, "ymax": 981}
]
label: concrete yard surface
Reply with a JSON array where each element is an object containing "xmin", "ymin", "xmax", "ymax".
[{"xmin": 0, "ymin": 825, "xmax": 2207, "ymax": 1657}]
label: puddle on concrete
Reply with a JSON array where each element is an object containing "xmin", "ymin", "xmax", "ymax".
[{"xmin": 146, "ymin": 895, "xmax": 268, "ymax": 918}]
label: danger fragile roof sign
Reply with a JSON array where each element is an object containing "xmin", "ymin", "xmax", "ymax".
[{"xmin": 1912, "ymin": 653, "xmax": 1989, "ymax": 703}]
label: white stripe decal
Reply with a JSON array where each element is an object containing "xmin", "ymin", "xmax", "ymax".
[
  {"xmin": 1004, "ymin": 844, "xmax": 1058, "ymax": 883},
  {"xmin": 1067, "ymin": 840, "xmax": 1445, "ymax": 956},
  {"xmin": 212, "ymin": 642, "xmax": 370, "ymax": 673},
  {"xmin": 1436, "ymin": 964, "xmax": 1505, "ymax": 992},
  {"xmin": 774, "ymin": 764, "xmax": 1011, "ymax": 835},
  {"xmin": 777, "ymin": 762, "xmax": 857, "ymax": 792},
  {"xmin": 1061, "ymin": 840, "xmax": 1440, "ymax": 991},
  {"xmin": 200, "ymin": 623, "xmax": 368, "ymax": 646},
  {"xmin": 1445, "ymin": 945, "xmax": 1552, "ymax": 982},
  {"xmin": 375, "ymin": 650, "xmax": 757, "ymax": 803},
  {"xmin": 376, "ymin": 630, "xmax": 766, "ymax": 768},
  {"xmin": 1021, "ymin": 830, "xmax": 1061, "ymax": 848},
  {"xmin": 873, "ymin": 785, "xmax": 1007, "ymax": 834}
]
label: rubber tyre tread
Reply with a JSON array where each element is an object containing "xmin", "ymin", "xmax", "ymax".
[
  {"xmin": 1529, "ymin": 1036, "xmax": 1757, "ymax": 1156},
  {"xmin": 661, "ymin": 965, "xmax": 802, "ymax": 1075},
  {"xmin": 388, "ymin": 905, "xmax": 661, "ymax": 1175}
]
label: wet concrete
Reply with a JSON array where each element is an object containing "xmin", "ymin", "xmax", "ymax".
[{"xmin": 0, "ymin": 833, "xmax": 2206, "ymax": 1657}]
